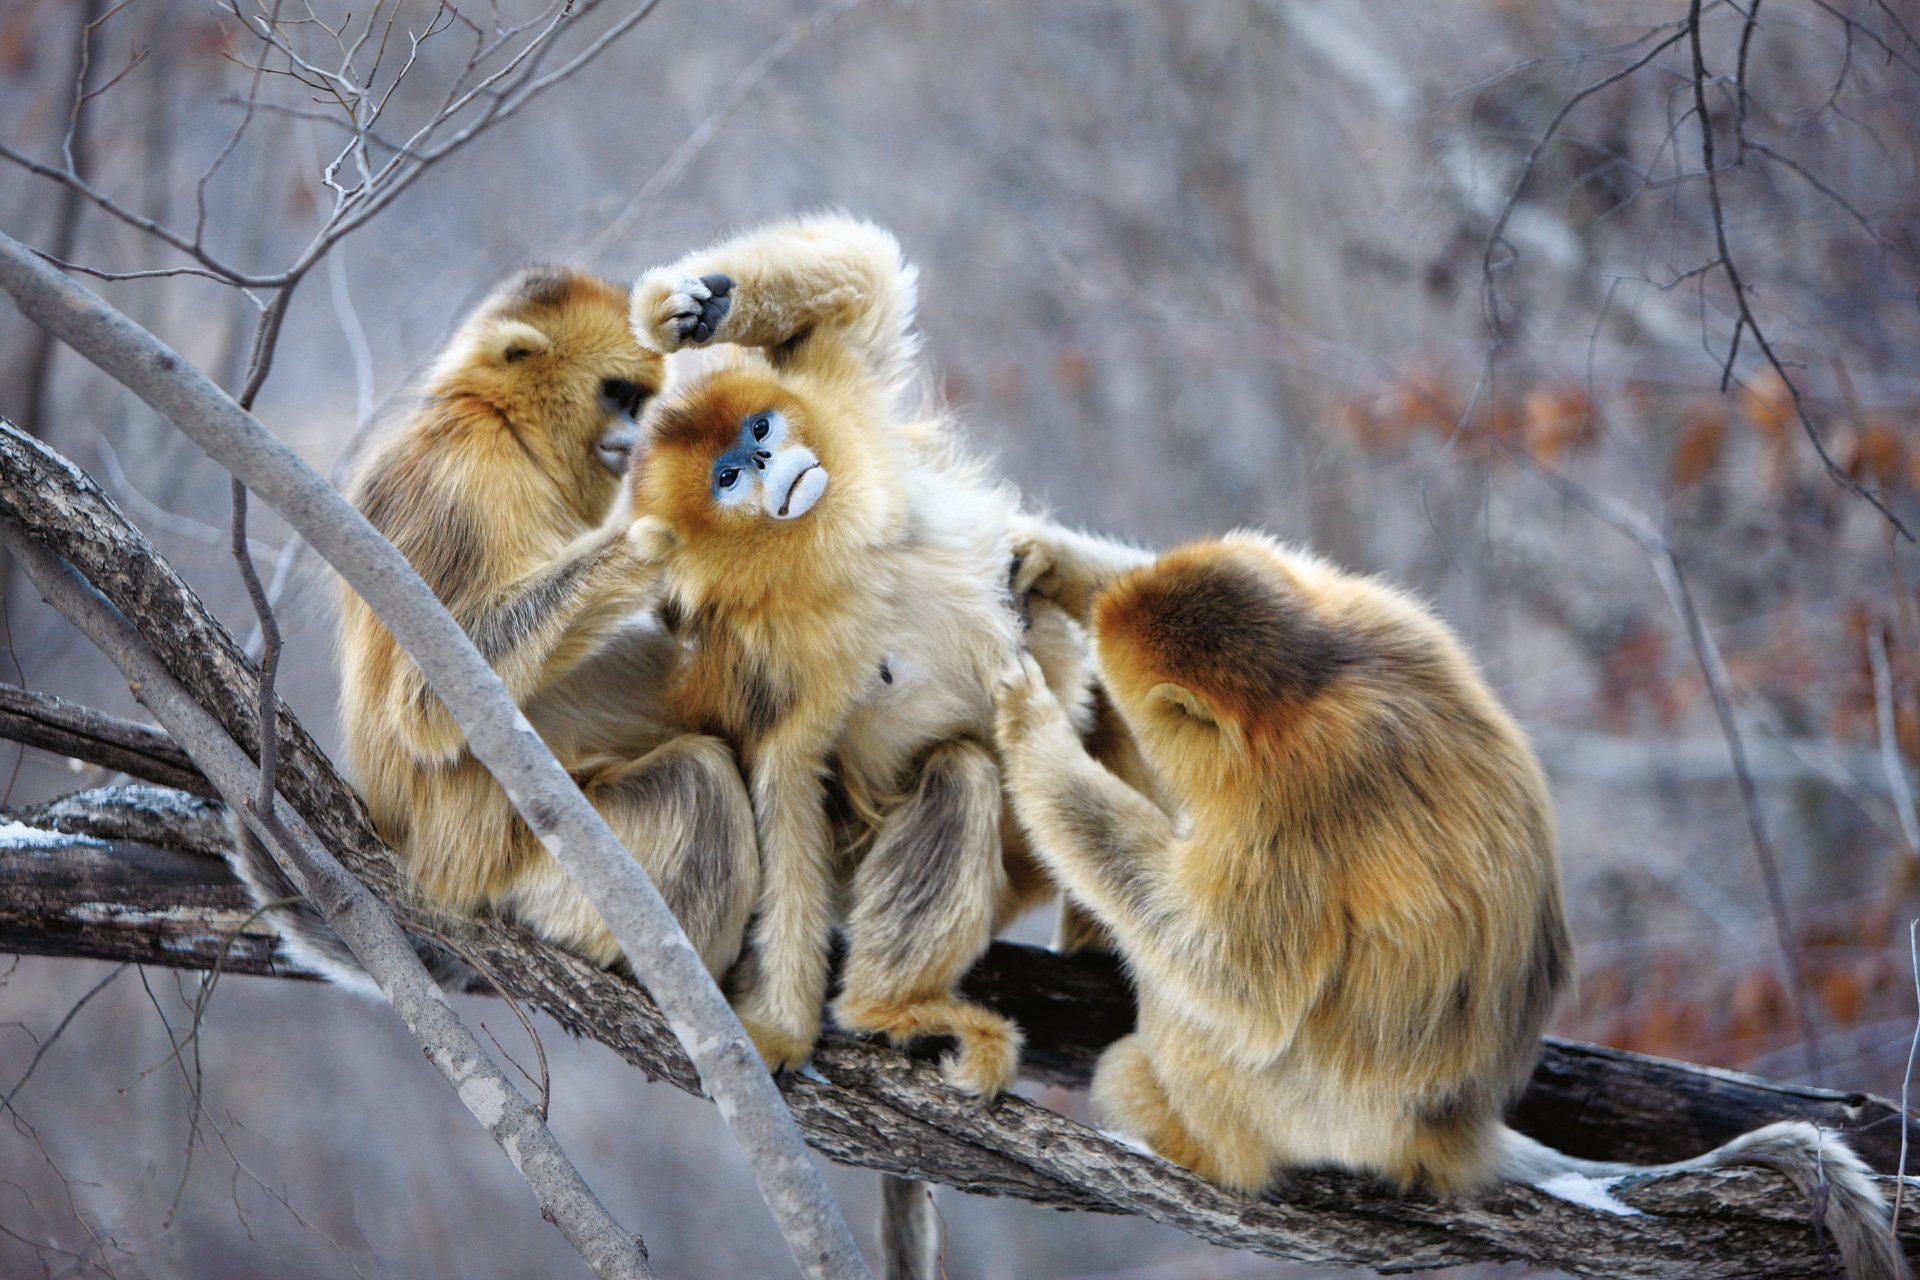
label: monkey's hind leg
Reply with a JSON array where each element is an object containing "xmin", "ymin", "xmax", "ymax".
[
  {"xmin": 586, "ymin": 734, "xmax": 760, "ymax": 979},
  {"xmin": 1090, "ymin": 1035, "xmax": 1273, "ymax": 1194},
  {"xmin": 833, "ymin": 739, "xmax": 1022, "ymax": 1097},
  {"xmin": 505, "ymin": 733, "xmax": 758, "ymax": 978}
]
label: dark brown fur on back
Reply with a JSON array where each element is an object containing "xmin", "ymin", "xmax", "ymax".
[{"xmin": 1098, "ymin": 548, "xmax": 1363, "ymax": 715}]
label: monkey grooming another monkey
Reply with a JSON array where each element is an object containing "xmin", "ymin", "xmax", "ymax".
[
  {"xmin": 996, "ymin": 529, "xmax": 1907, "ymax": 1280},
  {"xmin": 230, "ymin": 266, "xmax": 759, "ymax": 989},
  {"xmin": 627, "ymin": 214, "xmax": 1037, "ymax": 1093}
]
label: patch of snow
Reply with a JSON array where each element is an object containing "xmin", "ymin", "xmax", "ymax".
[
  {"xmin": 0, "ymin": 821, "xmax": 106, "ymax": 849},
  {"xmin": 1095, "ymin": 1127, "xmax": 1160, "ymax": 1158},
  {"xmin": 1536, "ymin": 1172, "xmax": 1643, "ymax": 1217}
]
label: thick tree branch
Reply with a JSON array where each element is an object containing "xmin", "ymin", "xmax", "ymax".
[
  {"xmin": 0, "ymin": 682, "xmax": 214, "ymax": 797},
  {"xmin": 4, "ymin": 784, "xmax": 1919, "ymax": 1279},
  {"xmin": 0, "ymin": 235, "xmax": 868, "ymax": 1279}
]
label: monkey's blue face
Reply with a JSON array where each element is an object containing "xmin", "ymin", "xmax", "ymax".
[{"xmin": 710, "ymin": 409, "xmax": 828, "ymax": 520}]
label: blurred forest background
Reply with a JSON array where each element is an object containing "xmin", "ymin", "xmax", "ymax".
[{"xmin": 2, "ymin": 0, "xmax": 1918, "ymax": 1276}]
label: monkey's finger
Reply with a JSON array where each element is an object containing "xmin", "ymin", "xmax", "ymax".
[
  {"xmin": 1007, "ymin": 542, "xmax": 1052, "ymax": 599},
  {"xmin": 994, "ymin": 650, "xmax": 1050, "ymax": 699}
]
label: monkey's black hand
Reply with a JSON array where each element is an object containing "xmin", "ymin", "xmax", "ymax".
[
  {"xmin": 686, "ymin": 273, "xmax": 733, "ymax": 342},
  {"xmin": 633, "ymin": 270, "xmax": 734, "ymax": 352}
]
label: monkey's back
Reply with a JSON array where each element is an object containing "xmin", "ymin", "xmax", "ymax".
[{"xmin": 1108, "ymin": 538, "xmax": 1569, "ymax": 1188}]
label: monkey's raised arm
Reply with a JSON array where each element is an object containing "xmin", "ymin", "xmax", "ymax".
[
  {"xmin": 632, "ymin": 215, "xmax": 917, "ymax": 389},
  {"xmin": 994, "ymin": 654, "xmax": 1178, "ymax": 948},
  {"xmin": 1011, "ymin": 517, "xmax": 1157, "ymax": 625}
]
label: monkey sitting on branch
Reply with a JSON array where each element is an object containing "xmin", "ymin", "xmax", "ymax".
[
  {"xmin": 625, "ymin": 214, "xmax": 1084, "ymax": 1093},
  {"xmin": 995, "ymin": 529, "xmax": 1908, "ymax": 1280},
  {"xmin": 231, "ymin": 266, "xmax": 760, "ymax": 990}
]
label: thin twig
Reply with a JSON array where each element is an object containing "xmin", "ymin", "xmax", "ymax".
[
  {"xmin": 1896, "ymin": 919, "xmax": 1919, "ymax": 1245},
  {"xmin": 228, "ymin": 480, "xmax": 281, "ymax": 819},
  {"xmin": 1869, "ymin": 624, "xmax": 1920, "ymax": 855},
  {"xmin": 0, "ymin": 962, "xmax": 127, "ymax": 1118},
  {"xmin": 1684, "ymin": 0, "xmax": 1913, "ymax": 540}
]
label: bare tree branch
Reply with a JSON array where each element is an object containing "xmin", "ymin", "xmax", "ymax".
[
  {"xmin": 1870, "ymin": 624, "xmax": 1920, "ymax": 855},
  {"xmin": 0, "ymin": 682, "xmax": 212, "ymax": 797},
  {"xmin": 1683, "ymin": 0, "xmax": 1912, "ymax": 540},
  {"xmin": 1502, "ymin": 443, "xmax": 1826, "ymax": 1080}
]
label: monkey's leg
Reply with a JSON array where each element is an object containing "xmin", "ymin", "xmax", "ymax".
[
  {"xmin": 1089, "ymin": 1035, "xmax": 1274, "ymax": 1195},
  {"xmin": 497, "ymin": 734, "xmax": 758, "ymax": 979},
  {"xmin": 728, "ymin": 744, "xmax": 839, "ymax": 1072},
  {"xmin": 584, "ymin": 734, "xmax": 759, "ymax": 977},
  {"xmin": 833, "ymin": 739, "xmax": 1021, "ymax": 1097}
]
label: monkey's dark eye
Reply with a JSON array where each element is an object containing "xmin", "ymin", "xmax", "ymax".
[
  {"xmin": 601, "ymin": 378, "xmax": 646, "ymax": 414},
  {"xmin": 751, "ymin": 415, "xmax": 771, "ymax": 441},
  {"xmin": 715, "ymin": 466, "xmax": 741, "ymax": 490}
]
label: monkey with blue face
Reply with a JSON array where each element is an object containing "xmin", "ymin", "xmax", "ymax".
[{"xmin": 624, "ymin": 215, "xmax": 1094, "ymax": 1093}]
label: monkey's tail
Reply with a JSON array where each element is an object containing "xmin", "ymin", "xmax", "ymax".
[
  {"xmin": 225, "ymin": 811, "xmax": 472, "ymax": 998},
  {"xmin": 1496, "ymin": 1121, "xmax": 1910, "ymax": 1280}
]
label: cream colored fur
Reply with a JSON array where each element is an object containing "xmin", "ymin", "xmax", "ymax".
[{"xmin": 628, "ymin": 215, "xmax": 1076, "ymax": 1092}]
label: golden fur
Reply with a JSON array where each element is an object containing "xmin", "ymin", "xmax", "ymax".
[
  {"xmin": 628, "ymin": 215, "xmax": 1064, "ymax": 1092},
  {"xmin": 997, "ymin": 530, "xmax": 1906, "ymax": 1280},
  {"xmin": 322, "ymin": 266, "xmax": 758, "ymax": 977}
]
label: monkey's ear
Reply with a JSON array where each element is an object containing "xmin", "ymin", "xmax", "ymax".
[
  {"xmin": 1146, "ymin": 682, "xmax": 1216, "ymax": 725},
  {"xmin": 487, "ymin": 320, "xmax": 551, "ymax": 364}
]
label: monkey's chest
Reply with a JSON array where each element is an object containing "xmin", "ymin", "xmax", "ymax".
[{"xmin": 835, "ymin": 596, "xmax": 1009, "ymax": 791}]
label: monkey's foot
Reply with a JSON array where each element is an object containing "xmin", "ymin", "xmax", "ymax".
[
  {"xmin": 836, "ymin": 995, "xmax": 1023, "ymax": 1098},
  {"xmin": 737, "ymin": 1013, "xmax": 816, "ymax": 1075},
  {"xmin": 631, "ymin": 270, "xmax": 733, "ymax": 352}
]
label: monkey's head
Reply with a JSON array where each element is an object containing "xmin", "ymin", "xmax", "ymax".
[
  {"xmin": 634, "ymin": 366, "xmax": 894, "ymax": 577},
  {"xmin": 427, "ymin": 266, "xmax": 664, "ymax": 518},
  {"xmin": 1092, "ymin": 539, "xmax": 1359, "ymax": 795}
]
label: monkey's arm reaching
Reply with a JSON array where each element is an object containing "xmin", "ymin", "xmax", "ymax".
[
  {"xmin": 633, "ymin": 214, "xmax": 916, "ymax": 388},
  {"xmin": 994, "ymin": 653, "xmax": 1178, "ymax": 946},
  {"xmin": 1011, "ymin": 517, "xmax": 1156, "ymax": 625},
  {"xmin": 372, "ymin": 516, "xmax": 671, "ymax": 764}
]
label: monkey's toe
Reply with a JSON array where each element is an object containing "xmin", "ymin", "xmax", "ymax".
[
  {"xmin": 739, "ymin": 1014, "xmax": 816, "ymax": 1075},
  {"xmin": 940, "ymin": 1027, "xmax": 1021, "ymax": 1099}
]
